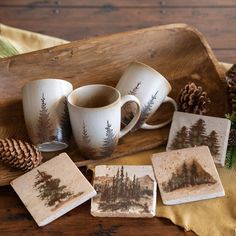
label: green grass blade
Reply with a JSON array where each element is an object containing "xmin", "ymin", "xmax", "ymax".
[{"xmin": 0, "ymin": 36, "xmax": 19, "ymax": 58}]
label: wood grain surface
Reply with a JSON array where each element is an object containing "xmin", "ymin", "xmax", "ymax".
[
  {"xmin": 0, "ymin": 184, "xmax": 194, "ymax": 236},
  {"xmin": 0, "ymin": 1, "xmax": 232, "ymax": 235},
  {"xmin": 0, "ymin": 0, "xmax": 236, "ymax": 62}
]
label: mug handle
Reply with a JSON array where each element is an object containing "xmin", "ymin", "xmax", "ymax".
[
  {"xmin": 119, "ymin": 95, "xmax": 141, "ymax": 138},
  {"xmin": 141, "ymin": 96, "xmax": 177, "ymax": 130}
]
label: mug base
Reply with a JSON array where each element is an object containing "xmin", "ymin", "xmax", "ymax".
[{"xmin": 38, "ymin": 141, "xmax": 68, "ymax": 152}]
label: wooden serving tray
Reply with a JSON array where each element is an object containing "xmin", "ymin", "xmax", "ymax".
[{"xmin": 0, "ymin": 23, "xmax": 229, "ymax": 186}]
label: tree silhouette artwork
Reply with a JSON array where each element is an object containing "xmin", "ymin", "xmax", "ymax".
[
  {"xmin": 170, "ymin": 126, "xmax": 189, "ymax": 150},
  {"xmin": 121, "ymin": 82, "xmax": 141, "ymax": 127},
  {"xmin": 132, "ymin": 91, "xmax": 158, "ymax": 132},
  {"xmin": 169, "ymin": 119, "xmax": 221, "ymax": 159},
  {"xmin": 33, "ymin": 170, "xmax": 83, "ymax": 211},
  {"xmin": 56, "ymin": 97, "xmax": 72, "ymax": 143},
  {"xmin": 80, "ymin": 122, "xmax": 96, "ymax": 158},
  {"xmin": 37, "ymin": 93, "xmax": 54, "ymax": 143},
  {"xmin": 162, "ymin": 160, "xmax": 217, "ymax": 192},
  {"xmin": 128, "ymin": 81, "xmax": 142, "ymax": 95},
  {"xmin": 206, "ymin": 130, "xmax": 220, "ymax": 157},
  {"xmin": 100, "ymin": 121, "xmax": 118, "ymax": 157},
  {"xmin": 188, "ymin": 119, "xmax": 207, "ymax": 146},
  {"xmin": 96, "ymin": 166, "xmax": 152, "ymax": 212}
]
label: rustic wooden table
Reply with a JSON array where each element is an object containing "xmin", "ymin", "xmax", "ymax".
[{"xmin": 0, "ymin": 1, "xmax": 234, "ymax": 235}]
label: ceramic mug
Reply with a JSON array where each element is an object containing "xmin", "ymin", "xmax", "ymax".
[
  {"xmin": 67, "ymin": 84, "xmax": 141, "ymax": 159},
  {"xmin": 22, "ymin": 79, "xmax": 73, "ymax": 152},
  {"xmin": 116, "ymin": 61, "xmax": 177, "ymax": 131}
]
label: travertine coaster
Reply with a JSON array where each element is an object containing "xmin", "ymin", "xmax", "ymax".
[
  {"xmin": 91, "ymin": 165, "xmax": 157, "ymax": 217},
  {"xmin": 151, "ymin": 146, "xmax": 225, "ymax": 205},
  {"xmin": 166, "ymin": 111, "xmax": 231, "ymax": 166},
  {"xmin": 11, "ymin": 153, "xmax": 96, "ymax": 226}
]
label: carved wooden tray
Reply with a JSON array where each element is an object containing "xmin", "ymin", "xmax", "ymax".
[{"xmin": 0, "ymin": 23, "xmax": 229, "ymax": 186}]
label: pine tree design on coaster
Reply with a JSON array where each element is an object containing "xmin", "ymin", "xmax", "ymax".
[
  {"xmin": 55, "ymin": 97, "xmax": 72, "ymax": 143},
  {"xmin": 79, "ymin": 122, "xmax": 96, "ymax": 158},
  {"xmin": 170, "ymin": 120, "xmax": 220, "ymax": 160},
  {"xmin": 170, "ymin": 126, "xmax": 189, "ymax": 150},
  {"xmin": 167, "ymin": 112, "xmax": 231, "ymax": 166},
  {"xmin": 206, "ymin": 131, "xmax": 220, "ymax": 157},
  {"xmin": 131, "ymin": 90, "xmax": 158, "ymax": 132},
  {"xmin": 34, "ymin": 170, "xmax": 83, "ymax": 211},
  {"xmin": 188, "ymin": 118, "xmax": 207, "ymax": 146},
  {"xmin": 91, "ymin": 165, "xmax": 157, "ymax": 217},
  {"xmin": 100, "ymin": 121, "xmax": 118, "ymax": 158},
  {"xmin": 162, "ymin": 159, "xmax": 217, "ymax": 193},
  {"xmin": 152, "ymin": 146, "xmax": 225, "ymax": 205},
  {"xmin": 37, "ymin": 93, "xmax": 54, "ymax": 144},
  {"xmin": 121, "ymin": 82, "xmax": 141, "ymax": 128},
  {"xmin": 11, "ymin": 153, "xmax": 96, "ymax": 226}
]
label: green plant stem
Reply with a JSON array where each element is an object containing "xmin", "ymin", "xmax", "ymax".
[{"xmin": 226, "ymin": 146, "xmax": 236, "ymax": 168}]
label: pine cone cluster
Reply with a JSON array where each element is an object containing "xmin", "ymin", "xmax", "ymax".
[
  {"xmin": 177, "ymin": 82, "xmax": 211, "ymax": 115},
  {"xmin": 225, "ymin": 64, "xmax": 236, "ymax": 114},
  {"xmin": 0, "ymin": 138, "xmax": 42, "ymax": 171}
]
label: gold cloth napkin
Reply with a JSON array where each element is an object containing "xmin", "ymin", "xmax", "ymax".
[
  {"xmin": 0, "ymin": 23, "xmax": 68, "ymax": 54},
  {"xmin": 1, "ymin": 24, "xmax": 235, "ymax": 236}
]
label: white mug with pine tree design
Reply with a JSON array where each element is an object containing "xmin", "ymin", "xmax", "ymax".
[
  {"xmin": 22, "ymin": 79, "xmax": 73, "ymax": 152},
  {"xmin": 116, "ymin": 61, "xmax": 177, "ymax": 131},
  {"xmin": 67, "ymin": 84, "xmax": 141, "ymax": 159}
]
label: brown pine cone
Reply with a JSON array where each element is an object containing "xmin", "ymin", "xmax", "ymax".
[
  {"xmin": 0, "ymin": 138, "xmax": 42, "ymax": 171},
  {"xmin": 225, "ymin": 64, "xmax": 236, "ymax": 115},
  {"xmin": 228, "ymin": 129, "xmax": 236, "ymax": 146},
  {"xmin": 226, "ymin": 64, "xmax": 236, "ymax": 85},
  {"xmin": 177, "ymin": 82, "xmax": 211, "ymax": 115}
]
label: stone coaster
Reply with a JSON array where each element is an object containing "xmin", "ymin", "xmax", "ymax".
[
  {"xmin": 91, "ymin": 165, "xmax": 157, "ymax": 217},
  {"xmin": 11, "ymin": 153, "xmax": 96, "ymax": 227},
  {"xmin": 166, "ymin": 111, "xmax": 231, "ymax": 166},
  {"xmin": 151, "ymin": 146, "xmax": 225, "ymax": 205}
]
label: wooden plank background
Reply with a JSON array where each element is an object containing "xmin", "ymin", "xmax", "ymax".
[
  {"xmin": 0, "ymin": 1, "xmax": 233, "ymax": 235},
  {"xmin": 0, "ymin": 0, "xmax": 235, "ymax": 63}
]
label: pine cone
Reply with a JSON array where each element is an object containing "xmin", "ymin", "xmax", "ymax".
[
  {"xmin": 226, "ymin": 64, "xmax": 236, "ymax": 84},
  {"xmin": 0, "ymin": 138, "xmax": 42, "ymax": 171},
  {"xmin": 228, "ymin": 129, "xmax": 236, "ymax": 146},
  {"xmin": 225, "ymin": 64, "xmax": 236, "ymax": 115},
  {"xmin": 177, "ymin": 82, "xmax": 211, "ymax": 115}
]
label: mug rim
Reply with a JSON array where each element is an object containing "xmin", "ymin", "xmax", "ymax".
[
  {"xmin": 131, "ymin": 61, "xmax": 172, "ymax": 91},
  {"xmin": 67, "ymin": 84, "xmax": 121, "ymax": 110},
  {"xmin": 22, "ymin": 78, "xmax": 73, "ymax": 92}
]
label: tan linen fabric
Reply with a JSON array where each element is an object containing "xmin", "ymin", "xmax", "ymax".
[{"xmin": 0, "ymin": 24, "xmax": 235, "ymax": 236}]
